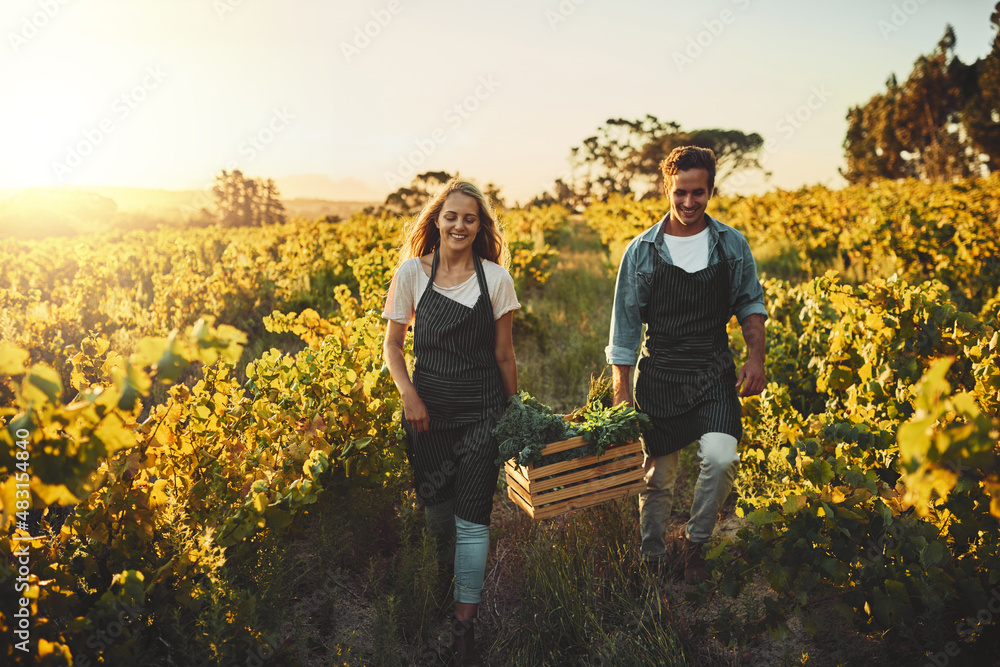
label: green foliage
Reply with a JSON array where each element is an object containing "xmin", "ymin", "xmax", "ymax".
[
  {"xmin": 493, "ymin": 391, "xmax": 648, "ymax": 467},
  {"xmin": 493, "ymin": 392, "xmax": 581, "ymax": 466},
  {"xmin": 687, "ymin": 273, "xmax": 1000, "ymax": 649}
]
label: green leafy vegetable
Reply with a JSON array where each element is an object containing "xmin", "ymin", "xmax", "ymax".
[{"xmin": 493, "ymin": 391, "xmax": 649, "ymax": 467}]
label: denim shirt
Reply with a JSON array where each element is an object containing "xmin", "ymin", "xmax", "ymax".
[{"xmin": 605, "ymin": 213, "xmax": 768, "ymax": 366}]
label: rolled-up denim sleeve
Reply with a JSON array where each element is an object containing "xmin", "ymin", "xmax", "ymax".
[
  {"xmin": 733, "ymin": 238, "xmax": 768, "ymax": 323},
  {"xmin": 605, "ymin": 244, "xmax": 643, "ymax": 366}
]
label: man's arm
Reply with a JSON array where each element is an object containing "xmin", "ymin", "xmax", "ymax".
[
  {"xmin": 606, "ymin": 238, "xmax": 647, "ymax": 389},
  {"xmin": 735, "ymin": 313, "xmax": 766, "ymax": 397},
  {"xmin": 613, "ymin": 364, "xmax": 633, "ymax": 407}
]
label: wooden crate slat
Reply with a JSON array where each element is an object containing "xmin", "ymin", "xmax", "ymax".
[
  {"xmin": 505, "ymin": 467, "xmax": 531, "ymax": 504},
  {"xmin": 504, "ymin": 462, "xmax": 531, "ymax": 493},
  {"xmin": 528, "ymin": 440, "xmax": 644, "ymax": 478},
  {"xmin": 530, "ymin": 479, "xmax": 648, "ymax": 520},
  {"xmin": 527, "ymin": 466, "xmax": 646, "ymax": 506},
  {"xmin": 522, "ymin": 452, "xmax": 645, "ymax": 494},
  {"xmin": 506, "ymin": 485, "xmax": 536, "ymax": 519},
  {"xmin": 535, "ymin": 435, "xmax": 588, "ymax": 456},
  {"xmin": 506, "ymin": 446, "xmax": 641, "ymax": 493},
  {"xmin": 502, "ymin": 436, "xmax": 646, "ymax": 520}
]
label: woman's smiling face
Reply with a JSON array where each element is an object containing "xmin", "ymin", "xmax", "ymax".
[{"xmin": 435, "ymin": 192, "xmax": 481, "ymax": 252}]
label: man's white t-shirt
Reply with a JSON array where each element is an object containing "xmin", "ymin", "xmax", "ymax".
[
  {"xmin": 663, "ymin": 226, "xmax": 710, "ymax": 273},
  {"xmin": 382, "ymin": 256, "xmax": 521, "ymax": 325}
]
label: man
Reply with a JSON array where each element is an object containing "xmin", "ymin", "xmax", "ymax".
[{"xmin": 606, "ymin": 146, "xmax": 767, "ymax": 583}]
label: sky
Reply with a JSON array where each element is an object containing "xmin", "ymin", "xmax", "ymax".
[{"xmin": 1, "ymin": 0, "xmax": 997, "ymax": 204}]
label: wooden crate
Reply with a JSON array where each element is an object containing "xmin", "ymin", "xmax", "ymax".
[{"xmin": 504, "ymin": 437, "xmax": 645, "ymax": 520}]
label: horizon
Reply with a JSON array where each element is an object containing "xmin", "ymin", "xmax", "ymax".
[{"xmin": 2, "ymin": 1, "xmax": 998, "ymax": 205}]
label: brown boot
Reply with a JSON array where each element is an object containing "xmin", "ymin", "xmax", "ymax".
[
  {"xmin": 683, "ymin": 539, "xmax": 708, "ymax": 584},
  {"xmin": 452, "ymin": 617, "xmax": 481, "ymax": 666}
]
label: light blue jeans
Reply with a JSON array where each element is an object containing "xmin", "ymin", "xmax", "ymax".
[
  {"xmin": 425, "ymin": 501, "xmax": 490, "ymax": 604},
  {"xmin": 638, "ymin": 432, "xmax": 740, "ymax": 560}
]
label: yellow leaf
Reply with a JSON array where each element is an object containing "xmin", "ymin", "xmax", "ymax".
[
  {"xmin": 133, "ymin": 337, "xmax": 171, "ymax": 368},
  {"xmin": 252, "ymin": 492, "xmax": 268, "ymax": 513},
  {"xmin": 950, "ymin": 392, "xmax": 980, "ymax": 416},
  {"xmin": 0, "ymin": 478, "xmax": 19, "ymax": 528},
  {"xmin": 22, "ymin": 364, "xmax": 63, "ymax": 407},
  {"xmin": 149, "ymin": 479, "xmax": 170, "ymax": 507},
  {"xmin": 30, "ymin": 480, "xmax": 79, "ymax": 506},
  {"xmin": 92, "ymin": 418, "xmax": 137, "ymax": 455},
  {"xmin": 37, "ymin": 639, "xmax": 72, "ymax": 660},
  {"xmin": 0, "ymin": 343, "xmax": 30, "ymax": 375},
  {"xmin": 859, "ymin": 362, "xmax": 873, "ymax": 383}
]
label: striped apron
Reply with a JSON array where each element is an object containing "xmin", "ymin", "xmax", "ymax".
[
  {"xmin": 633, "ymin": 240, "xmax": 743, "ymax": 457},
  {"xmin": 402, "ymin": 248, "xmax": 505, "ymax": 525}
]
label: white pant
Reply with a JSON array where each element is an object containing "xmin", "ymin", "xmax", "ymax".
[{"xmin": 638, "ymin": 432, "xmax": 740, "ymax": 560}]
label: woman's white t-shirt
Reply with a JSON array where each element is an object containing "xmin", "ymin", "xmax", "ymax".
[{"xmin": 382, "ymin": 256, "xmax": 521, "ymax": 325}]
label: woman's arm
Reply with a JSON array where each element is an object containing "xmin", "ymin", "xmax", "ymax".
[
  {"xmin": 384, "ymin": 319, "xmax": 429, "ymax": 432},
  {"xmin": 493, "ymin": 311, "xmax": 517, "ymax": 398}
]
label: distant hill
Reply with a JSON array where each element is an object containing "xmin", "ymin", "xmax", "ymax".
[
  {"xmin": 0, "ymin": 186, "xmax": 380, "ymax": 240},
  {"xmin": 282, "ymin": 198, "xmax": 377, "ymax": 222},
  {"xmin": 275, "ymin": 174, "xmax": 384, "ymax": 201}
]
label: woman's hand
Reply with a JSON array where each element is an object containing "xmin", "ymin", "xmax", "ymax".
[
  {"xmin": 403, "ymin": 391, "xmax": 430, "ymax": 433},
  {"xmin": 384, "ymin": 319, "xmax": 431, "ymax": 432}
]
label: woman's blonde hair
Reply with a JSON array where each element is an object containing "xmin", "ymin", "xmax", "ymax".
[{"xmin": 398, "ymin": 179, "xmax": 509, "ymax": 269}]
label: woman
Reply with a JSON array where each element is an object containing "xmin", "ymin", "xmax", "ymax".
[{"xmin": 382, "ymin": 179, "xmax": 518, "ymax": 664}]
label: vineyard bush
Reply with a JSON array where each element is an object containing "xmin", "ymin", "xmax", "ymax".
[
  {"xmin": 2, "ymin": 181, "xmax": 999, "ymax": 662},
  {"xmin": 583, "ymin": 181, "xmax": 1000, "ymax": 651},
  {"xmin": 0, "ymin": 205, "xmax": 560, "ymax": 664}
]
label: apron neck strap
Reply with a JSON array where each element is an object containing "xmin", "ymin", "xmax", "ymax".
[
  {"xmin": 427, "ymin": 245, "xmax": 440, "ymax": 289},
  {"xmin": 472, "ymin": 253, "xmax": 488, "ymax": 294},
  {"xmin": 425, "ymin": 247, "xmax": 492, "ymax": 309}
]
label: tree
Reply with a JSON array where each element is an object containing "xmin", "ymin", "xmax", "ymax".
[
  {"xmin": 892, "ymin": 27, "xmax": 973, "ymax": 181},
  {"xmin": 963, "ymin": 3, "xmax": 1000, "ymax": 174},
  {"xmin": 211, "ymin": 170, "xmax": 286, "ymax": 227},
  {"xmin": 367, "ymin": 172, "xmax": 505, "ymax": 217},
  {"xmin": 375, "ymin": 171, "xmax": 453, "ymax": 217},
  {"xmin": 841, "ymin": 76, "xmax": 912, "ymax": 183},
  {"xmin": 535, "ymin": 115, "xmax": 767, "ymax": 208},
  {"xmin": 842, "ymin": 8, "xmax": 1000, "ymax": 184}
]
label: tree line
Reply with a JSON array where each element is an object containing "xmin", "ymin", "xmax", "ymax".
[
  {"xmin": 203, "ymin": 3, "xmax": 1000, "ymax": 227},
  {"xmin": 842, "ymin": 3, "xmax": 1000, "ymax": 183}
]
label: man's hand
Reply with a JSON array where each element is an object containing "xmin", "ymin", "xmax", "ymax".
[
  {"xmin": 737, "ymin": 313, "xmax": 767, "ymax": 397},
  {"xmin": 736, "ymin": 358, "xmax": 766, "ymax": 397}
]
